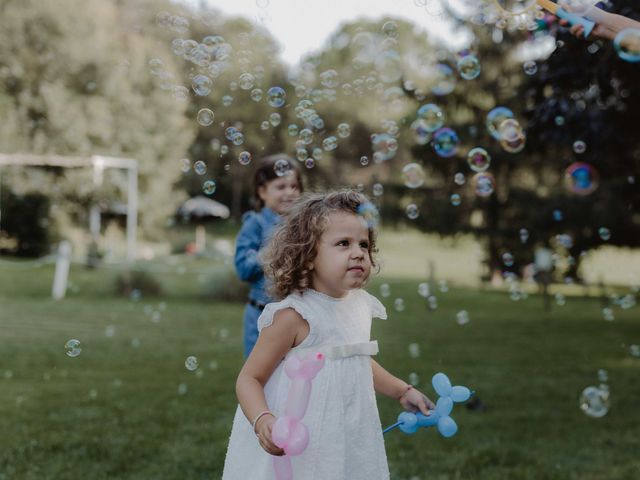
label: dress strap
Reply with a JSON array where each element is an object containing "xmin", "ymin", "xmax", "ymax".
[{"xmin": 290, "ymin": 340, "xmax": 378, "ymax": 360}]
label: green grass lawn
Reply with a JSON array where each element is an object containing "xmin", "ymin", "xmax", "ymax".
[{"xmin": 0, "ymin": 262, "xmax": 639, "ymax": 479}]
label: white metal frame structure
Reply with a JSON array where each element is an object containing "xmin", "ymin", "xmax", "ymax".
[{"xmin": 0, "ymin": 153, "xmax": 138, "ymax": 262}]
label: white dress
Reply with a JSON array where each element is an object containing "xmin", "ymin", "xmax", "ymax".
[{"xmin": 222, "ymin": 288, "xmax": 390, "ymax": 480}]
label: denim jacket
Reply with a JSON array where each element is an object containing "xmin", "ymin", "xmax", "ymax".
[{"xmin": 234, "ymin": 207, "xmax": 280, "ymax": 305}]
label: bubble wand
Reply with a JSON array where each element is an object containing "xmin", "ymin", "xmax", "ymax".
[
  {"xmin": 383, "ymin": 373, "xmax": 472, "ymax": 438},
  {"xmin": 536, "ymin": 0, "xmax": 595, "ymax": 38}
]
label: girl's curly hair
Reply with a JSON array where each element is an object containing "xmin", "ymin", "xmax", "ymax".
[{"xmin": 261, "ymin": 190, "xmax": 379, "ymax": 300}]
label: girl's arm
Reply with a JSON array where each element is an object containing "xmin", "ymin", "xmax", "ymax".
[
  {"xmin": 234, "ymin": 216, "xmax": 263, "ymax": 282},
  {"xmin": 371, "ymin": 359, "xmax": 435, "ymax": 414},
  {"xmin": 235, "ymin": 308, "xmax": 308, "ymax": 455}
]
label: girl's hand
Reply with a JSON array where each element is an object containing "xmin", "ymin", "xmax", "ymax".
[
  {"xmin": 255, "ymin": 415, "xmax": 285, "ymax": 456},
  {"xmin": 399, "ymin": 387, "xmax": 436, "ymax": 415}
]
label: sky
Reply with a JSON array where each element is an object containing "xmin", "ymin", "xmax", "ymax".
[{"xmin": 182, "ymin": 0, "xmax": 470, "ymax": 65}]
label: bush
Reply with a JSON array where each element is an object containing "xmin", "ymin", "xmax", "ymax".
[
  {"xmin": 114, "ymin": 270, "xmax": 163, "ymax": 297},
  {"xmin": 202, "ymin": 268, "xmax": 249, "ymax": 303}
]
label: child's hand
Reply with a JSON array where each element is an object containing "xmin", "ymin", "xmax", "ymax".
[
  {"xmin": 255, "ymin": 415, "xmax": 285, "ymax": 456},
  {"xmin": 399, "ymin": 387, "xmax": 436, "ymax": 416}
]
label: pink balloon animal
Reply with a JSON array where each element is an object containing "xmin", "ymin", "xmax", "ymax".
[{"xmin": 271, "ymin": 351, "xmax": 325, "ymax": 480}]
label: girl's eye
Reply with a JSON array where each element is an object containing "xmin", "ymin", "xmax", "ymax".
[
  {"xmin": 337, "ymin": 240, "xmax": 348, "ymax": 246},
  {"xmin": 360, "ymin": 242, "xmax": 369, "ymax": 249}
]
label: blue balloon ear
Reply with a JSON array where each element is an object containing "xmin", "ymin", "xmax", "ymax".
[
  {"xmin": 432, "ymin": 373, "xmax": 452, "ymax": 397},
  {"xmin": 451, "ymin": 386, "xmax": 471, "ymax": 402},
  {"xmin": 437, "ymin": 416, "xmax": 458, "ymax": 438},
  {"xmin": 436, "ymin": 396, "xmax": 453, "ymax": 416}
]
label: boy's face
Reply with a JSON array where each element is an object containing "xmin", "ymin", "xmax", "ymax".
[
  {"xmin": 310, "ymin": 211, "xmax": 372, "ymax": 298},
  {"xmin": 258, "ymin": 173, "xmax": 300, "ymax": 214}
]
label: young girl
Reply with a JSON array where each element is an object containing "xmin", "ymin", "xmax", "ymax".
[
  {"xmin": 234, "ymin": 154, "xmax": 302, "ymax": 358},
  {"xmin": 223, "ymin": 190, "xmax": 435, "ymax": 479}
]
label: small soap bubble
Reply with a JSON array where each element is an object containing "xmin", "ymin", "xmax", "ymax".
[
  {"xmin": 467, "ymin": 148, "xmax": 491, "ymax": 172},
  {"xmin": 312, "ymin": 148, "xmax": 323, "ymax": 161},
  {"xmin": 269, "ymin": 113, "xmax": 281, "ymax": 127},
  {"xmin": 267, "ymin": 86, "xmax": 286, "ymax": 107},
  {"xmin": 450, "ymin": 194, "xmax": 461, "ymax": 206},
  {"xmin": 439, "ymin": 280, "xmax": 449, "ymax": 293},
  {"xmin": 597, "ymin": 369, "xmax": 608, "ymax": 383},
  {"xmin": 405, "ymin": 204, "xmax": 419, "ymax": 220},
  {"xmin": 191, "ymin": 75, "xmax": 212, "ymax": 96},
  {"xmin": 553, "ymin": 209, "xmax": 563, "ymax": 221},
  {"xmin": 502, "ymin": 252, "xmax": 514, "ymax": 267},
  {"xmin": 417, "ymin": 104, "xmax": 444, "ymax": 132},
  {"xmin": 260, "ymin": 120, "xmax": 270, "ymax": 130},
  {"xmin": 250, "ymin": 88, "xmax": 263, "ymax": 102},
  {"xmin": 178, "ymin": 383, "xmax": 188, "ymax": 395},
  {"xmin": 360, "ymin": 156, "xmax": 369, "ymax": 166},
  {"xmin": 629, "ymin": 344, "xmax": 640, "ymax": 357},
  {"xmin": 402, "ymin": 163, "xmax": 426, "ymax": 188},
  {"xmin": 180, "ymin": 158, "xmax": 191, "ymax": 173},
  {"xmin": 274, "ymin": 158, "xmax": 292, "ymax": 177},
  {"xmin": 185, "ymin": 356, "xmax": 199, "ymax": 371},
  {"xmin": 238, "ymin": 72, "xmax": 255, "ymax": 90},
  {"xmin": 486, "ymin": 107, "xmax": 514, "ymax": 140},
  {"xmin": 598, "ymin": 227, "xmax": 611, "ymax": 241},
  {"xmin": 203, "ymin": 180, "xmax": 216, "ymax": 195},
  {"xmin": 408, "ymin": 372, "xmax": 420, "ymax": 386},
  {"xmin": 456, "ymin": 310, "xmax": 470, "ymax": 325},
  {"xmin": 602, "ymin": 307, "xmax": 614, "ymax": 321},
  {"xmin": 555, "ymin": 293, "xmax": 566, "ymax": 306},
  {"xmin": 222, "ymin": 95, "xmax": 234, "ymax": 106},
  {"xmin": 238, "ymin": 151, "xmax": 252, "ymax": 166},
  {"xmin": 432, "ymin": 127, "xmax": 459, "ymax": 158},
  {"xmin": 454, "ymin": 172, "xmax": 465, "ymax": 185},
  {"xmin": 394, "ymin": 298, "xmax": 405, "ymax": 312},
  {"xmin": 457, "ymin": 55, "xmax": 481, "ymax": 80},
  {"xmin": 193, "ymin": 161, "xmax": 207, "ymax": 175},
  {"xmin": 472, "ymin": 172, "xmax": 495, "ymax": 197},
  {"xmin": 418, "ymin": 283, "xmax": 430, "ymax": 298},
  {"xmin": 380, "ymin": 283, "xmax": 391, "ymax": 298},
  {"xmin": 65, "ymin": 339, "xmax": 82, "ymax": 357},
  {"xmin": 408, "ymin": 343, "xmax": 421, "ymax": 358},
  {"xmin": 579, "ymin": 386, "xmax": 609, "ymax": 418},
  {"xmin": 322, "ymin": 136, "xmax": 338, "ymax": 151},
  {"xmin": 427, "ymin": 295, "xmax": 438, "ymax": 310},
  {"xmin": 573, "ymin": 140, "xmax": 587, "ymax": 154},
  {"xmin": 372, "ymin": 183, "xmax": 384, "ymax": 197},
  {"xmin": 337, "ymin": 123, "xmax": 351, "ymax": 138},
  {"xmin": 519, "ymin": 228, "xmax": 529, "ymax": 243},
  {"xmin": 196, "ymin": 108, "xmax": 214, "ymax": 126},
  {"xmin": 523, "ymin": 61, "xmax": 538, "ymax": 75},
  {"xmin": 288, "ymin": 124, "xmax": 299, "ymax": 136},
  {"xmin": 104, "ymin": 325, "xmax": 115, "ymax": 337}
]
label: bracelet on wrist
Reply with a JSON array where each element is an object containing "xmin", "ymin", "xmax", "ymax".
[
  {"xmin": 251, "ymin": 410, "xmax": 274, "ymax": 433},
  {"xmin": 398, "ymin": 384, "xmax": 413, "ymax": 400}
]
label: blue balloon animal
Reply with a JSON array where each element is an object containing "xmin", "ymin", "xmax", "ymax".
[{"xmin": 383, "ymin": 372, "xmax": 472, "ymax": 438}]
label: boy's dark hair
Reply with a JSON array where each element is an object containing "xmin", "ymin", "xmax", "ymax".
[{"xmin": 253, "ymin": 154, "xmax": 303, "ymax": 211}]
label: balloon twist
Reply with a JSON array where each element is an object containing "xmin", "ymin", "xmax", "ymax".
[
  {"xmin": 384, "ymin": 372, "xmax": 472, "ymax": 438},
  {"xmin": 271, "ymin": 352, "xmax": 325, "ymax": 480}
]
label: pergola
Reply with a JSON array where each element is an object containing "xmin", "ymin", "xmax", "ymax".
[{"xmin": 0, "ymin": 153, "xmax": 138, "ymax": 262}]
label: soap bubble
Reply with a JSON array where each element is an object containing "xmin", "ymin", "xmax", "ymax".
[
  {"xmin": 192, "ymin": 75, "xmax": 212, "ymax": 96},
  {"xmin": 523, "ymin": 61, "xmax": 538, "ymax": 75},
  {"xmin": 380, "ymin": 283, "xmax": 391, "ymax": 297},
  {"xmin": 193, "ymin": 161, "xmax": 207, "ymax": 175},
  {"xmin": 274, "ymin": 158, "xmax": 292, "ymax": 176},
  {"xmin": 382, "ymin": 20, "xmax": 399, "ymax": 38},
  {"xmin": 250, "ymin": 88, "xmax": 263, "ymax": 102},
  {"xmin": 502, "ymin": 252, "xmax": 514, "ymax": 267},
  {"xmin": 614, "ymin": 28, "xmax": 640, "ymax": 63},
  {"xmin": 372, "ymin": 133, "xmax": 398, "ymax": 162},
  {"xmin": 408, "ymin": 343, "xmax": 421, "ymax": 358},
  {"xmin": 322, "ymin": 136, "xmax": 338, "ymax": 151},
  {"xmin": 406, "ymin": 204, "xmax": 420, "ymax": 220},
  {"xmin": 394, "ymin": 298, "xmax": 405, "ymax": 312},
  {"xmin": 402, "ymin": 163, "xmax": 426, "ymax": 188},
  {"xmin": 196, "ymin": 108, "xmax": 214, "ymax": 126},
  {"xmin": 360, "ymin": 156, "xmax": 369, "ymax": 166},
  {"xmin": 65, "ymin": 339, "xmax": 82, "ymax": 357},
  {"xmin": 337, "ymin": 123, "xmax": 351, "ymax": 138},
  {"xmin": 269, "ymin": 113, "xmax": 281, "ymax": 127},
  {"xmin": 573, "ymin": 140, "xmax": 586, "ymax": 154},
  {"xmin": 450, "ymin": 194, "xmax": 461, "ymax": 206},
  {"xmin": 602, "ymin": 307, "xmax": 614, "ymax": 321},
  {"xmin": 418, "ymin": 283, "xmax": 430, "ymax": 298},
  {"xmin": 372, "ymin": 183, "xmax": 384, "ymax": 197},
  {"xmin": 266, "ymin": 86, "xmax": 286, "ymax": 107},
  {"xmin": 287, "ymin": 124, "xmax": 299, "ymax": 136},
  {"xmin": 203, "ymin": 180, "xmax": 216, "ymax": 195},
  {"xmin": 598, "ymin": 227, "xmax": 611, "ymax": 241},
  {"xmin": 456, "ymin": 310, "xmax": 470, "ymax": 325},
  {"xmin": 417, "ymin": 104, "xmax": 444, "ymax": 132},
  {"xmin": 454, "ymin": 172, "xmax": 465, "ymax": 185},
  {"xmin": 238, "ymin": 72, "xmax": 255, "ymax": 90},
  {"xmin": 579, "ymin": 386, "xmax": 609, "ymax": 418},
  {"xmin": 320, "ymin": 69, "xmax": 339, "ymax": 88},
  {"xmin": 486, "ymin": 107, "xmax": 515, "ymax": 140},
  {"xmin": 520, "ymin": 228, "xmax": 529, "ymax": 243},
  {"xmin": 408, "ymin": 372, "xmax": 420, "ymax": 386},
  {"xmin": 185, "ymin": 356, "xmax": 199, "ymax": 371},
  {"xmin": 457, "ymin": 55, "xmax": 481, "ymax": 80},
  {"xmin": 467, "ymin": 147, "xmax": 491, "ymax": 172},
  {"xmin": 630, "ymin": 345, "xmax": 640, "ymax": 357},
  {"xmin": 411, "ymin": 119, "xmax": 432, "ymax": 145},
  {"xmin": 429, "ymin": 63, "xmax": 456, "ymax": 96},
  {"xmin": 238, "ymin": 151, "xmax": 252, "ymax": 166},
  {"xmin": 432, "ymin": 127, "xmax": 459, "ymax": 158},
  {"xmin": 472, "ymin": 172, "xmax": 495, "ymax": 197},
  {"xmin": 180, "ymin": 158, "xmax": 191, "ymax": 173},
  {"xmin": 564, "ymin": 162, "xmax": 599, "ymax": 195}
]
